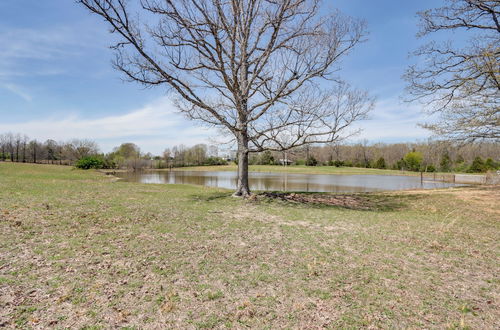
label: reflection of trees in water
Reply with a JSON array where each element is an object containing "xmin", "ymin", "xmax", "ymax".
[{"xmin": 119, "ymin": 171, "xmax": 461, "ymax": 193}]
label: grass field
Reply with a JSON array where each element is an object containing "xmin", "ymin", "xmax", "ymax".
[{"xmin": 0, "ymin": 163, "xmax": 498, "ymax": 328}]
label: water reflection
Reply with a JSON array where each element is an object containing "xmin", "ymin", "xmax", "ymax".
[{"xmin": 116, "ymin": 170, "xmax": 463, "ymax": 193}]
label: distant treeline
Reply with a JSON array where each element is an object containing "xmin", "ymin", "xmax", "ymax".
[
  {"xmin": 0, "ymin": 133, "xmax": 227, "ymax": 170},
  {"xmin": 1, "ymin": 133, "xmax": 499, "ymax": 173},
  {"xmin": 0, "ymin": 133, "xmax": 99, "ymax": 165},
  {"xmin": 257, "ymin": 141, "xmax": 500, "ymax": 173}
]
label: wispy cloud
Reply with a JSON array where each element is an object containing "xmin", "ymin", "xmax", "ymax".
[
  {"xmin": 0, "ymin": 24, "xmax": 104, "ymax": 62},
  {"xmin": 0, "ymin": 82, "xmax": 32, "ymax": 101},
  {"xmin": 0, "ymin": 23, "xmax": 108, "ymax": 102}
]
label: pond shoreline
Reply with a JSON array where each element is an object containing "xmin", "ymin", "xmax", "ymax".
[{"xmin": 114, "ymin": 169, "xmax": 465, "ymax": 193}]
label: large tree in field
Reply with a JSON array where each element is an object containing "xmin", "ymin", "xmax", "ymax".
[
  {"xmin": 79, "ymin": 0, "xmax": 373, "ymax": 197},
  {"xmin": 405, "ymin": 0, "xmax": 499, "ymax": 142}
]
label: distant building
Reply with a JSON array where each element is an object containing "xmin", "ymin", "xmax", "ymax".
[{"xmin": 278, "ymin": 159, "xmax": 292, "ymax": 166}]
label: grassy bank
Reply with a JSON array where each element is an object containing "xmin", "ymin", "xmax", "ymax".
[
  {"xmin": 0, "ymin": 163, "xmax": 498, "ymax": 328},
  {"xmin": 171, "ymin": 164, "xmax": 420, "ymax": 176}
]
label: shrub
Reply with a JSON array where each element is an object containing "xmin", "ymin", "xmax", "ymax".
[
  {"xmin": 374, "ymin": 157, "xmax": 386, "ymax": 169},
  {"xmin": 425, "ymin": 165, "xmax": 436, "ymax": 172},
  {"xmin": 75, "ymin": 156, "xmax": 105, "ymax": 169},
  {"xmin": 453, "ymin": 161, "xmax": 469, "ymax": 173},
  {"xmin": 333, "ymin": 160, "xmax": 345, "ymax": 167},
  {"xmin": 305, "ymin": 156, "xmax": 318, "ymax": 166},
  {"xmin": 102, "ymin": 155, "xmax": 117, "ymax": 169},
  {"xmin": 403, "ymin": 151, "xmax": 423, "ymax": 171},
  {"xmin": 468, "ymin": 157, "xmax": 486, "ymax": 173},
  {"xmin": 439, "ymin": 152, "xmax": 452, "ymax": 172},
  {"xmin": 257, "ymin": 151, "xmax": 275, "ymax": 165},
  {"xmin": 204, "ymin": 157, "xmax": 228, "ymax": 166},
  {"xmin": 395, "ymin": 159, "xmax": 406, "ymax": 170},
  {"xmin": 485, "ymin": 158, "xmax": 499, "ymax": 170}
]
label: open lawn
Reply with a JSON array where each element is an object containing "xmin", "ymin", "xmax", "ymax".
[
  {"xmin": 0, "ymin": 163, "xmax": 498, "ymax": 328},
  {"xmin": 170, "ymin": 164, "xmax": 419, "ymax": 176}
]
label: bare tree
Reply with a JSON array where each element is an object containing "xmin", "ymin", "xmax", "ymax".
[
  {"xmin": 29, "ymin": 140, "xmax": 39, "ymax": 163},
  {"xmin": 66, "ymin": 139, "xmax": 100, "ymax": 160},
  {"xmin": 13, "ymin": 133, "xmax": 22, "ymax": 162},
  {"xmin": 6, "ymin": 133, "xmax": 15, "ymax": 162},
  {"xmin": 0, "ymin": 134, "xmax": 7, "ymax": 161},
  {"xmin": 79, "ymin": 0, "xmax": 372, "ymax": 196},
  {"xmin": 405, "ymin": 0, "xmax": 500, "ymax": 142},
  {"xmin": 21, "ymin": 135, "xmax": 29, "ymax": 163},
  {"xmin": 45, "ymin": 139, "xmax": 58, "ymax": 164}
]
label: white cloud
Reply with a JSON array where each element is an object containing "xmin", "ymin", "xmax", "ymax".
[
  {"xmin": 353, "ymin": 97, "xmax": 431, "ymax": 142},
  {"xmin": 0, "ymin": 97, "xmax": 219, "ymax": 154},
  {"xmin": 0, "ymin": 94, "xmax": 433, "ymax": 154}
]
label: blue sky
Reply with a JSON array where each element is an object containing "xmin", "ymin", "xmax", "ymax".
[{"xmin": 0, "ymin": 0, "xmax": 442, "ymax": 154}]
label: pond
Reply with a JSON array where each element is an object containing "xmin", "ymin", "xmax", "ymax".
[{"xmin": 116, "ymin": 170, "xmax": 464, "ymax": 193}]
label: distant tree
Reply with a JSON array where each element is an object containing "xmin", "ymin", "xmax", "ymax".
[
  {"xmin": 207, "ymin": 145, "xmax": 218, "ymax": 158},
  {"xmin": 6, "ymin": 133, "xmax": 15, "ymax": 162},
  {"xmin": 374, "ymin": 157, "xmax": 386, "ymax": 169},
  {"xmin": 258, "ymin": 151, "xmax": 275, "ymax": 165},
  {"xmin": 29, "ymin": 140, "xmax": 39, "ymax": 163},
  {"xmin": 0, "ymin": 134, "xmax": 7, "ymax": 161},
  {"xmin": 110, "ymin": 143, "xmax": 141, "ymax": 168},
  {"xmin": 439, "ymin": 152, "xmax": 452, "ymax": 172},
  {"xmin": 45, "ymin": 139, "xmax": 58, "ymax": 163},
  {"xmin": 114, "ymin": 143, "xmax": 140, "ymax": 159},
  {"xmin": 21, "ymin": 135, "xmax": 28, "ymax": 163},
  {"xmin": 305, "ymin": 155, "xmax": 318, "ymax": 166},
  {"xmin": 190, "ymin": 144, "xmax": 208, "ymax": 165},
  {"xmin": 78, "ymin": 0, "xmax": 373, "ymax": 197},
  {"xmin": 485, "ymin": 157, "xmax": 498, "ymax": 170},
  {"xmin": 14, "ymin": 134, "xmax": 22, "ymax": 162},
  {"xmin": 403, "ymin": 151, "xmax": 424, "ymax": 171},
  {"xmin": 67, "ymin": 139, "xmax": 100, "ymax": 160},
  {"xmin": 468, "ymin": 156, "xmax": 487, "ymax": 172},
  {"xmin": 405, "ymin": 0, "xmax": 500, "ymax": 141}
]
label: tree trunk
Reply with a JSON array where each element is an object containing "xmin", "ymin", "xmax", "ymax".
[{"xmin": 233, "ymin": 133, "xmax": 251, "ymax": 198}]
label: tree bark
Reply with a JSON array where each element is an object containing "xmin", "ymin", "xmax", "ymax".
[{"xmin": 234, "ymin": 133, "xmax": 251, "ymax": 198}]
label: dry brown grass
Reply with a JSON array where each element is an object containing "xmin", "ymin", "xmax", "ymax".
[{"xmin": 0, "ymin": 163, "xmax": 498, "ymax": 329}]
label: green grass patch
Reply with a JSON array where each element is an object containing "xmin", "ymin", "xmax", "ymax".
[{"xmin": 0, "ymin": 162, "xmax": 498, "ymax": 328}]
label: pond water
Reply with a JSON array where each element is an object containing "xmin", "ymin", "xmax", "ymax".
[{"xmin": 116, "ymin": 170, "xmax": 463, "ymax": 193}]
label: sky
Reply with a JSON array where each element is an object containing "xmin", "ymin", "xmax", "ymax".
[{"xmin": 0, "ymin": 0, "xmax": 444, "ymax": 154}]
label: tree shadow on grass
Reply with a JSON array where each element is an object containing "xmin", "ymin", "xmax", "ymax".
[
  {"xmin": 189, "ymin": 191, "xmax": 234, "ymax": 202},
  {"xmin": 257, "ymin": 191, "xmax": 426, "ymax": 212}
]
